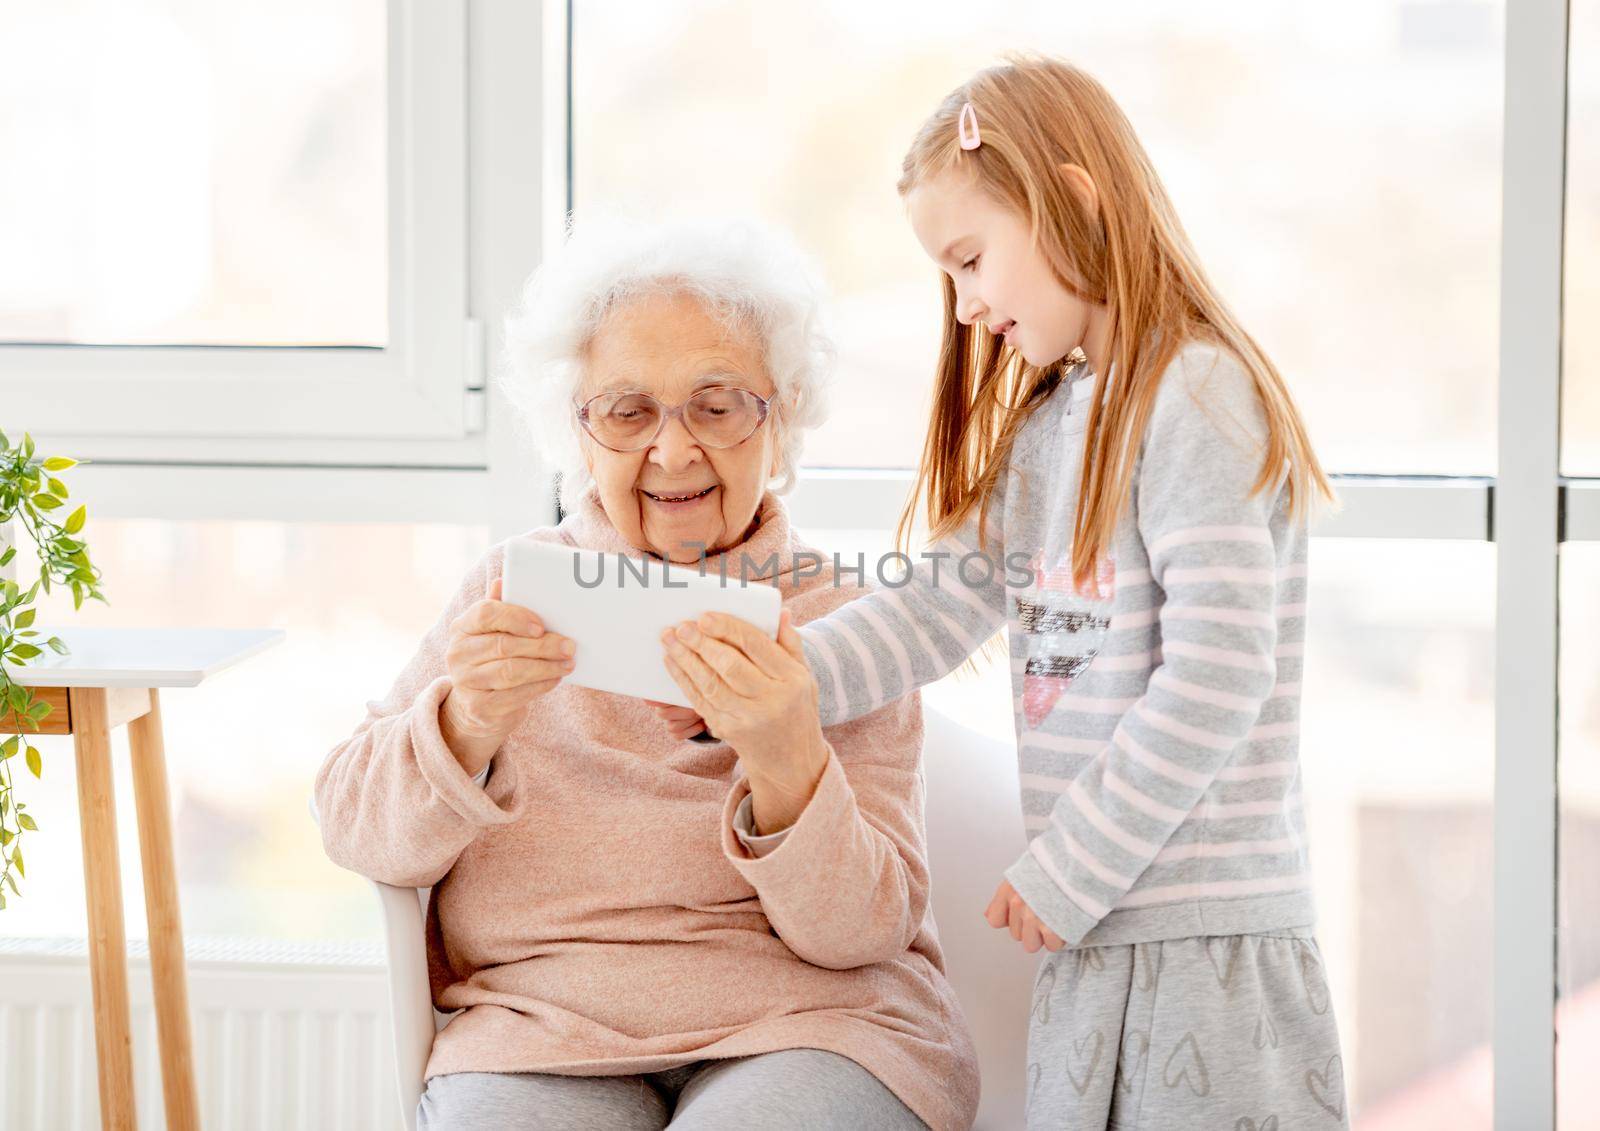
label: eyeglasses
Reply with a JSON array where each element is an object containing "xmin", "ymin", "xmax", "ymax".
[{"xmin": 575, "ymin": 387, "xmax": 772, "ymax": 452}]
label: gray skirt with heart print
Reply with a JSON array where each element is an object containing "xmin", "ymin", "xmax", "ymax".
[{"xmin": 1025, "ymin": 931, "xmax": 1348, "ymax": 1130}]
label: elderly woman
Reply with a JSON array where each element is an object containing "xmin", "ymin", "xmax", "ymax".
[{"xmin": 314, "ymin": 219, "xmax": 978, "ymax": 1131}]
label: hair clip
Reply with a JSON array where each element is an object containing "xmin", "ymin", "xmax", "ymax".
[{"xmin": 958, "ymin": 102, "xmax": 981, "ymax": 150}]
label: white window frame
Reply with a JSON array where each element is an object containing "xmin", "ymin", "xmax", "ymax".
[
  {"xmin": 1493, "ymin": 0, "xmax": 1568, "ymax": 1124},
  {"xmin": 785, "ymin": 469, "xmax": 1502, "ymax": 541},
  {"xmin": 0, "ymin": 1, "xmax": 481, "ymax": 461}
]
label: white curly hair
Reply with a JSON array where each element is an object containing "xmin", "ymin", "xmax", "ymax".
[{"xmin": 498, "ymin": 216, "xmax": 836, "ymax": 514}]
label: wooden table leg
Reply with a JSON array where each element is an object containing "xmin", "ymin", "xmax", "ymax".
[
  {"xmin": 127, "ymin": 690, "xmax": 200, "ymax": 1131},
  {"xmin": 70, "ymin": 687, "xmax": 137, "ymax": 1131}
]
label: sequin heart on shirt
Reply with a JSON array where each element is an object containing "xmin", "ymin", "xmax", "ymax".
[{"xmin": 1016, "ymin": 550, "xmax": 1117, "ymax": 729}]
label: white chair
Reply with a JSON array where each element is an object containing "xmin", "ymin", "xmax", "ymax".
[
  {"xmin": 369, "ymin": 879, "xmax": 446, "ymax": 1131},
  {"xmin": 365, "ymin": 707, "xmax": 1034, "ymax": 1130}
]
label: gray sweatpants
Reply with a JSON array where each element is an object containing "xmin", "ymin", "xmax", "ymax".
[
  {"xmin": 1026, "ymin": 931, "xmax": 1349, "ymax": 1130},
  {"xmin": 416, "ymin": 1047, "xmax": 928, "ymax": 1130}
]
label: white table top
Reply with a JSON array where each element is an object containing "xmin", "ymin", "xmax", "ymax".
[{"xmin": 3, "ymin": 627, "xmax": 285, "ymax": 689}]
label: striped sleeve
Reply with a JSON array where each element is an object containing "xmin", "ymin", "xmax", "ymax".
[
  {"xmin": 800, "ymin": 504, "xmax": 1010, "ymax": 727},
  {"xmin": 1005, "ymin": 355, "xmax": 1290, "ymax": 944}
]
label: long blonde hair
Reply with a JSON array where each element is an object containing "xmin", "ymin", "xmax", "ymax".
[{"xmin": 896, "ymin": 55, "xmax": 1337, "ymax": 594}]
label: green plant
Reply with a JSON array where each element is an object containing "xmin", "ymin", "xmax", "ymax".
[{"xmin": 0, "ymin": 430, "xmax": 105, "ymax": 908}]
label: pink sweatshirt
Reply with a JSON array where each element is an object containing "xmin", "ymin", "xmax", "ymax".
[{"xmin": 313, "ymin": 489, "xmax": 979, "ymax": 1130}]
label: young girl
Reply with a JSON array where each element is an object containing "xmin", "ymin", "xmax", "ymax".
[{"xmin": 661, "ymin": 56, "xmax": 1349, "ymax": 1128}]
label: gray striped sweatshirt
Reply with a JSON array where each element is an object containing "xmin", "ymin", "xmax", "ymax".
[{"xmin": 799, "ymin": 340, "xmax": 1316, "ymax": 947}]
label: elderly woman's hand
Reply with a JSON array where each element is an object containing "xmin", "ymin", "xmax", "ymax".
[
  {"xmin": 661, "ymin": 608, "xmax": 829, "ymax": 834},
  {"xmin": 643, "ymin": 700, "xmax": 708, "ymax": 742},
  {"xmin": 439, "ymin": 576, "xmax": 575, "ymax": 774}
]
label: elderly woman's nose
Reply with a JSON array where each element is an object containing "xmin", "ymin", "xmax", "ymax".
[{"xmin": 647, "ymin": 416, "xmax": 704, "ymax": 470}]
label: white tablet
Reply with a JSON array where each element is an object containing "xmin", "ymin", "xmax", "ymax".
[{"xmin": 500, "ymin": 537, "xmax": 783, "ymax": 708}]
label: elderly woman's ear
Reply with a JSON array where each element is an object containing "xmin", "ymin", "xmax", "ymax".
[{"xmin": 768, "ymin": 391, "xmax": 801, "ymax": 478}]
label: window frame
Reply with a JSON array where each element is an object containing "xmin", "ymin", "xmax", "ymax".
[
  {"xmin": 1492, "ymin": 0, "xmax": 1569, "ymax": 1123},
  {"xmin": 0, "ymin": 0, "xmax": 480, "ymax": 457}
]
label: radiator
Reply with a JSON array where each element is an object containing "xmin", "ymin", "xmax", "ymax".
[{"xmin": 0, "ymin": 937, "xmax": 399, "ymax": 1131}]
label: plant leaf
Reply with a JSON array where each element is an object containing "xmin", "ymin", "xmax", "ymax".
[
  {"xmin": 13, "ymin": 844, "xmax": 23, "ymax": 877},
  {"xmin": 16, "ymin": 813, "xmax": 35, "ymax": 831},
  {"xmin": 0, "ymin": 547, "xmax": 12, "ymax": 567},
  {"xmin": 42, "ymin": 457, "xmax": 77, "ymax": 471},
  {"xmin": 46, "ymin": 637, "xmax": 67, "ymax": 654},
  {"xmin": 13, "ymin": 609, "xmax": 33, "ymax": 629},
  {"xmin": 7, "ymin": 683, "xmax": 24, "ymax": 711},
  {"xmin": 24, "ymin": 746, "xmax": 40, "ymax": 778},
  {"xmin": 31, "ymin": 494, "xmax": 62, "ymax": 511},
  {"xmin": 45, "ymin": 476, "xmax": 68, "ymax": 498},
  {"xmin": 64, "ymin": 505, "xmax": 86, "ymax": 535},
  {"xmin": 10, "ymin": 644, "xmax": 39, "ymax": 659}
]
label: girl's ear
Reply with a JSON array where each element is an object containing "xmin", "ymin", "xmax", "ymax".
[{"xmin": 1057, "ymin": 162, "xmax": 1101, "ymax": 220}]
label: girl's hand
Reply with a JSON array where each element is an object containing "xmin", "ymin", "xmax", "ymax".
[
  {"xmin": 643, "ymin": 699, "xmax": 708, "ymax": 741},
  {"xmin": 440, "ymin": 576, "xmax": 575, "ymax": 752},
  {"xmin": 660, "ymin": 608, "xmax": 828, "ymax": 831},
  {"xmin": 985, "ymin": 879, "xmax": 1066, "ymax": 953}
]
